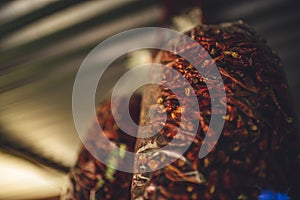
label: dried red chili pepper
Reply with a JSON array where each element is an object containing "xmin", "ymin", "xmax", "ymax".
[{"xmin": 131, "ymin": 21, "xmax": 299, "ymax": 200}]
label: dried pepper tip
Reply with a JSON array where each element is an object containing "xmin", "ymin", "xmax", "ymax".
[
  {"xmin": 222, "ymin": 115, "xmax": 230, "ymax": 121},
  {"xmin": 157, "ymin": 97, "xmax": 164, "ymax": 104},
  {"xmin": 223, "ymin": 51, "xmax": 232, "ymax": 55},
  {"xmin": 210, "ymin": 48, "xmax": 216, "ymax": 55},
  {"xmin": 209, "ymin": 185, "xmax": 215, "ymax": 194},
  {"xmin": 187, "ymin": 186, "xmax": 194, "ymax": 192},
  {"xmin": 186, "ymin": 64, "xmax": 193, "ymax": 70},
  {"xmin": 171, "ymin": 112, "xmax": 176, "ymax": 119},
  {"xmin": 251, "ymin": 124, "xmax": 258, "ymax": 131},
  {"xmin": 231, "ymin": 52, "xmax": 239, "ymax": 58},
  {"xmin": 204, "ymin": 157, "xmax": 209, "ymax": 168},
  {"xmin": 178, "ymin": 159, "xmax": 185, "ymax": 167}
]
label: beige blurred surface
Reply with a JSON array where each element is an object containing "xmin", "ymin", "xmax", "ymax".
[{"xmin": 0, "ymin": 1, "xmax": 163, "ymax": 199}]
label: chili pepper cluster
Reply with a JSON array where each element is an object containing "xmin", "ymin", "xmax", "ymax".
[
  {"xmin": 63, "ymin": 21, "xmax": 299, "ymax": 200},
  {"xmin": 63, "ymin": 95, "xmax": 141, "ymax": 200},
  {"xmin": 133, "ymin": 21, "xmax": 298, "ymax": 200}
]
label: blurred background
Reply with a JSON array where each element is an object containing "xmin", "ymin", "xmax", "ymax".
[{"xmin": 0, "ymin": 0, "xmax": 299, "ymax": 199}]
